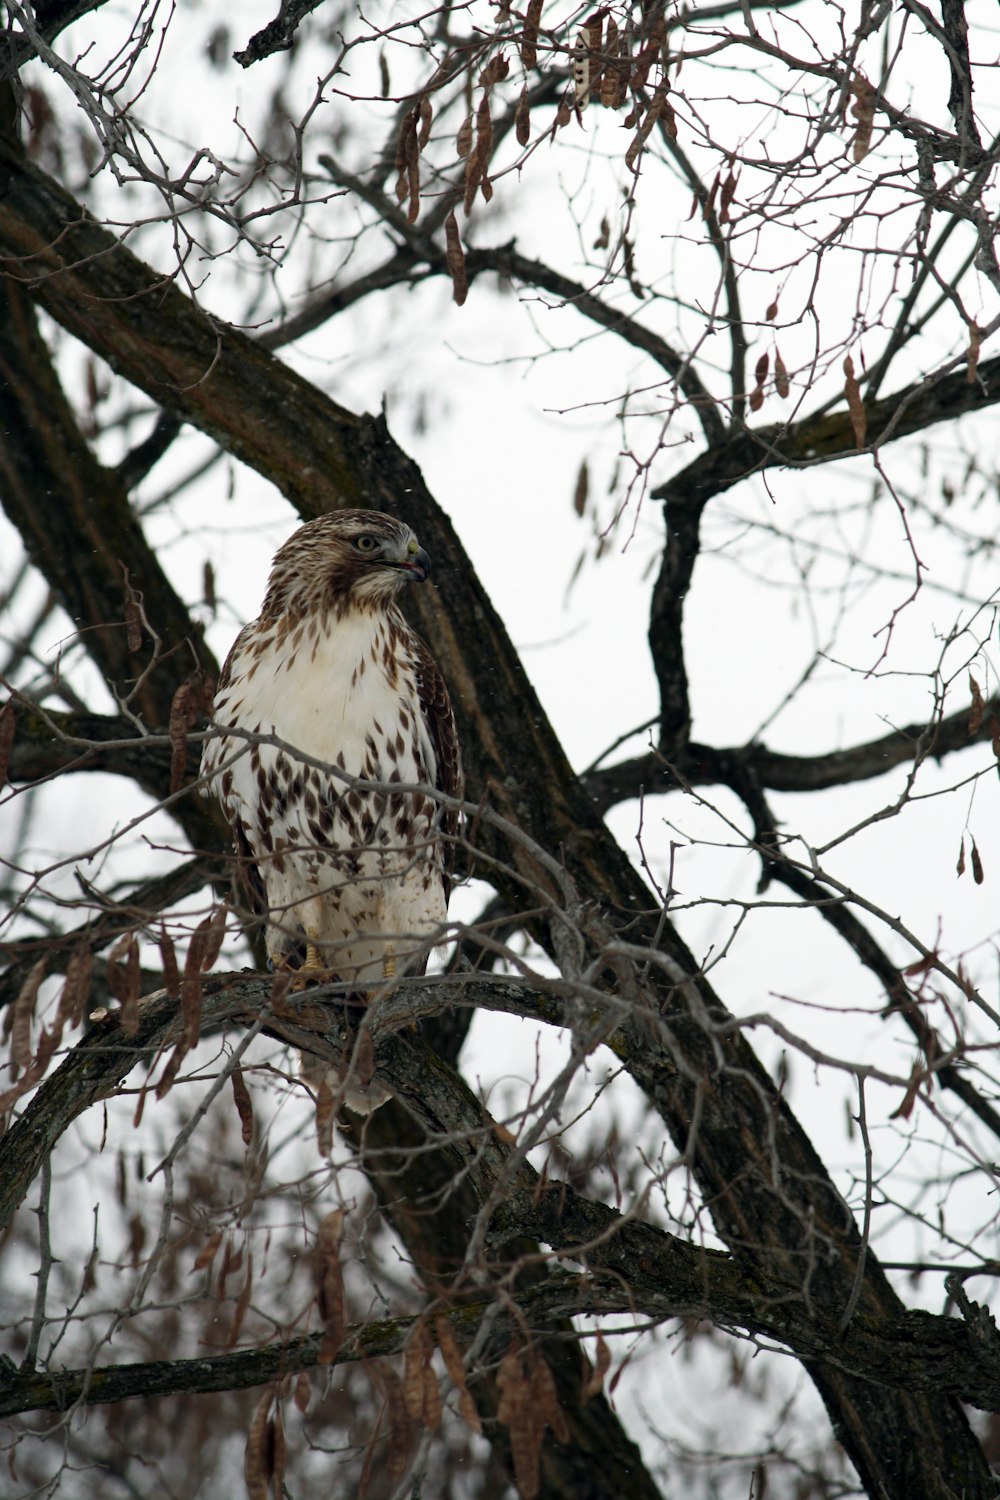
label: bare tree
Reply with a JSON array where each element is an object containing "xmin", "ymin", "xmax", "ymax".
[{"xmin": 2, "ymin": 2, "xmax": 1000, "ymax": 1496}]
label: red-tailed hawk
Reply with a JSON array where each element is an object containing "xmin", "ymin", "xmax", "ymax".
[{"xmin": 200, "ymin": 510, "xmax": 461, "ymax": 989}]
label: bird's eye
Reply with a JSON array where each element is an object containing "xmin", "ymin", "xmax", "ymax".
[{"xmin": 354, "ymin": 535, "xmax": 378, "ymax": 553}]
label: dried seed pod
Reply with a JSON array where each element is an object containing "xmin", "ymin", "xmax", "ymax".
[
  {"xmin": 520, "ymin": 0, "xmax": 542, "ymax": 69},
  {"xmin": 970, "ymin": 673, "xmax": 985, "ymax": 735},
  {"xmin": 851, "ymin": 72, "xmax": 876, "ymax": 161},
  {"xmin": 515, "ymin": 84, "xmax": 530, "ymax": 146},
  {"xmin": 583, "ymin": 1331, "xmax": 612, "ymax": 1398},
  {"xmin": 843, "ymin": 353, "xmax": 866, "ymax": 448},
  {"xmin": 417, "ymin": 94, "xmax": 433, "ymax": 150},
  {"xmin": 444, "ymin": 212, "xmax": 468, "ymax": 306},
  {"xmin": 316, "ymin": 1209, "xmax": 345, "ymax": 1364},
  {"xmin": 573, "ymin": 30, "xmax": 590, "ymax": 110},
  {"xmin": 774, "ymin": 350, "xmax": 790, "ymax": 399},
  {"xmin": 231, "ymin": 1066, "xmax": 254, "ymax": 1146},
  {"xmin": 434, "ymin": 1314, "xmax": 481, "ymax": 1434}
]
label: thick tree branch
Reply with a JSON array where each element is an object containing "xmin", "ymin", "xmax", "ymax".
[
  {"xmin": 0, "ymin": 278, "xmax": 212, "ymax": 727},
  {"xmin": 652, "ymin": 351, "xmax": 1000, "ymax": 508},
  {"xmin": 583, "ymin": 692, "xmax": 999, "ymax": 811}
]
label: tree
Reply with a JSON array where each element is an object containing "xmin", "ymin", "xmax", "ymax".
[{"xmin": 2, "ymin": 1, "xmax": 1000, "ymax": 1495}]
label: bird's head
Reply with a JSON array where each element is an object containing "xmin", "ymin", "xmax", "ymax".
[{"xmin": 263, "ymin": 510, "xmax": 432, "ymax": 618}]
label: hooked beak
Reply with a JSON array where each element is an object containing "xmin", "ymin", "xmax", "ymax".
[{"xmin": 395, "ymin": 544, "xmax": 431, "ymax": 583}]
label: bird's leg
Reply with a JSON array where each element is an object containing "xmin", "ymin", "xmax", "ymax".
[
  {"xmin": 291, "ymin": 937, "xmax": 334, "ymax": 992},
  {"xmin": 382, "ymin": 944, "xmax": 397, "ymax": 981}
]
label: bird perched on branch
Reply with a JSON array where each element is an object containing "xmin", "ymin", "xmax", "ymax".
[{"xmin": 200, "ymin": 509, "xmax": 462, "ymax": 991}]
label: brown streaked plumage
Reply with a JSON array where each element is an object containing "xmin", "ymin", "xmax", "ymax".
[{"xmin": 200, "ymin": 510, "xmax": 462, "ymax": 993}]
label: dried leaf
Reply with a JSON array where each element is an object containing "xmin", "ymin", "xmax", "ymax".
[
  {"xmin": 315, "ymin": 1072, "xmax": 335, "ymax": 1156},
  {"xmin": 532, "ymin": 1347, "xmax": 569, "ymax": 1444},
  {"xmin": 774, "ymin": 349, "xmax": 790, "ymax": 399},
  {"xmin": 417, "ymin": 94, "xmax": 433, "ymax": 151},
  {"xmin": 180, "ymin": 949, "xmax": 205, "ymax": 1051},
  {"xmin": 57, "ymin": 945, "xmax": 92, "ymax": 1029},
  {"xmin": 121, "ymin": 565, "xmax": 143, "ymax": 653},
  {"xmin": 600, "ymin": 17, "xmax": 629, "ymax": 109},
  {"xmin": 631, "ymin": 14, "xmax": 665, "ymax": 92},
  {"xmin": 990, "ymin": 714, "xmax": 1000, "ymax": 765},
  {"xmin": 622, "ymin": 234, "xmax": 642, "ymax": 297},
  {"xmin": 271, "ymin": 1403, "xmax": 286, "ymax": 1497},
  {"xmin": 456, "ymin": 113, "xmax": 473, "ymax": 158},
  {"xmin": 126, "ymin": 1212, "xmax": 146, "ymax": 1268},
  {"xmin": 497, "ymin": 1341, "xmax": 539, "ymax": 1499},
  {"xmin": 719, "ymin": 167, "xmax": 737, "ymax": 224},
  {"xmin": 749, "ymin": 351, "xmax": 769, "ymax": 412},
  {"xmin": 479, "ymin": 53, "xmax": 509, "ymax": 88},
  {"xmin": 475, "ymin": 90, "xmax": 493, "ymax": 175},
  {"xmin": 232, "ymin": 1067, "xmax": 255, "ymax": 1147},
  {"xmin": 555, "ymin": 99, "xmax": 572, "ymax": 129},
  {"xmin": 293, "ymin": 1371, "xmax": 312, "ymax": 1413},
  {"xmin": 372, "ymin": 1361, "xmax": 415, "ymax": 1485},
  {"xmin": 967, "ymin": 321, "xmax": 982, "ymax": 384},
  {"xmin": 118, "ymin": 937, "xmax": 141, "ymax": 1036},
  {"xmin": 843, "ymin": 353, "xmax": 867, "ymax": 449},
  {"xmin": 625, "ymin": 82, "xmax": 671, "ymax": 173},
  {"xmin": 584, "ymin": 1331, "xmax": 612, "ymax": 1398},
  {"xmin": 969, "ymin": 673, "xmax": 985, "ymax": 735},
  {"xmin": 0, "ymin": 700, "xmax": 14, "ymax": 790},
  {"xmin": 159, "ymin": 930, "xmax": 180, "ymax": 999},
  {"xmin": 520, "ymin": 0, "xmax": 542, "ymax": 69},
  {"xmin": 463, "ymin": 151, "xmax": 482, "ymax": 216},
  {"xmin": 573, "ymin": 459, "xmax": 589, "ymax": 517},
  {"xmin": 957, "ymin": 836, "xmax": 966, "ymax": 878},
  {"xmin": 851, "ymin": 73, "xmax": 876, "ymax": 162},
  {"xmin": 403, "ymin": 1317, "xmax": 437, "ymax": 1425},
  {"xmin": 355, "ymin": 1027, "xmax": 375, "ymax": 1091},
  {"xmin": 765, "ymin": 298, "xmax": 778, "ymax": 321},
  {"xmin": 316, "ymin": 1209, "xmax": 345, "ymax": 1364},
  {"xmin": 515, "ymin": 84, "xmax": 531, "ymax": 146},
  {"xmin": 192, "ymin": 1229, "xmax": 223, "ymax": 1273},
  {"xmin": 155, "ymin": 1040, "xmax": 188, "ymax": 1100},
  {"xmin": 226, "ymin": 1251, "xmax": 254, "ymax": 1347},
  {"xmin": 11, "ymin": 959, "xmax": 45, "ymax": 1072},
  {"xmin": 593, "ymin": 214, "xmax": 610, "ymax": 250},
  {"xmin": 244, "ymin": 1390, "xmax": 273, "ymax": 1500},
  {"xmin": 168, "ymin": 680, "xmax": 198, "ymax": 795},
  {"xmin": 202, "ymin": 903, "xmax": 229, "ymax": 971},
  {"xmin": 405, "ymin": 110, "xmax": 421, "ymax": 224},
  {"xmin": 972, "ymin": 839, "xmax": 984, "ymax": 885},
  {"xmin": 889, "ymin": 1061, "xmax": 923, "ymax": 1120},
  {"xmin": 434, "ymin": 1314, "xmax": 481, "ymax": 1434},
  {"xmin": 443, "ymin": 211, "xmax": 468, "ymax": 306},
  {"xmin": 378, "ymin": 48, "xmax": 390, "ymax": 98}
]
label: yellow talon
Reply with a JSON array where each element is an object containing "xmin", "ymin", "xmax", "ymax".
[{"xmin": 291, "ymin": 942, "xmax": 331, "ymax": 992}]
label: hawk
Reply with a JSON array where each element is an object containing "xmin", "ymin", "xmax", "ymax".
[{"xmin": 200, "ymin": 510, "xmax": 462, "ymax": 990}]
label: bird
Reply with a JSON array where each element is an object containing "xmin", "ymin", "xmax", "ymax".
[{"xmin": 200, "ymin": 509, "xmax": 462, "ymax": 998}]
